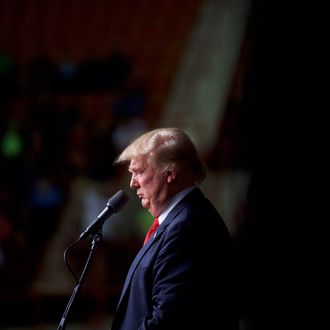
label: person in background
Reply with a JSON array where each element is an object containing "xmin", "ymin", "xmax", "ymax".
[{"xmin": 111, "ymin": 127, "xmax": 238, "ymax": 330}]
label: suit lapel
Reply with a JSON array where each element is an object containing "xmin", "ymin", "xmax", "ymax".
[{"xmin": 116, "ymin": 222, "xmax": 166, "ymax": 307}]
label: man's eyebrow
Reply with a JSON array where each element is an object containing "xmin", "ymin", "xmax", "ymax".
[{"xmin": 128, "ymin": 165, "xmax": 139, "ymax": 172}]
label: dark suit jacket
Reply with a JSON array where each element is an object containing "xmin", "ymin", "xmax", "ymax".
[{"xmin": 111, "ymin": 188, "xmax": 238, "ymax": 330}]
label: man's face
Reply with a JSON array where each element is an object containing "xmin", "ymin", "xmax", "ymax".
[{"xmin": 128, "ymin": 157, "xmax": 169, "ymax": 217}]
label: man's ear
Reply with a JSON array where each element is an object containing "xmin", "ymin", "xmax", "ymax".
[{"xmin": 166, "ymin": 167, "xmax": 177, "ymax": 183}]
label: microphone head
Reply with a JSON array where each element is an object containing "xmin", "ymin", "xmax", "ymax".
[{"xmin": 107, "ymin": 190, "xmax": 129, "ymax": 212}]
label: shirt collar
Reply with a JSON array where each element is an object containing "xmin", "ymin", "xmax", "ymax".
[{"xmin": 158, "ymin": 186, "xmax": 196, "ymax": 225}]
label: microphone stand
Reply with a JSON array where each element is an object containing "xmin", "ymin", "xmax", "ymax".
[{"xmin": 57, "ymin": 228, "xmax": 102, "ymax": 330}]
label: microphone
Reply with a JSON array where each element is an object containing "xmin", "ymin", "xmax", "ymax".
[{"xmin": 79, "ymin": 190, "xmax": 129, "ymax": 240}]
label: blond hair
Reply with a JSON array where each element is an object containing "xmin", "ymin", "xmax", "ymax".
[{"xmin": 114, "ymin": 127, "xmax": 206, "ymax": 184}]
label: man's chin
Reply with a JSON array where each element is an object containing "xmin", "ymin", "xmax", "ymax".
[{"xmin": 141, "ymin": 200, "xmax": 149, "ymax": 209}]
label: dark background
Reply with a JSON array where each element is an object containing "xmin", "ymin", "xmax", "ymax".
[{"xmin": 0, "ymin": 0, "xmax": 308, "ymax": 329}]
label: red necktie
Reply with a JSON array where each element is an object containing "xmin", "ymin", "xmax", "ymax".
[{"xmin": 144, "ymin": 217, "xmax": 159, "ymax": 244}]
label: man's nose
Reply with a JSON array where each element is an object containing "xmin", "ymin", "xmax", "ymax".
[{"xmin": 130, "ymin": 174, "xmax": 138, "ymax": 189}]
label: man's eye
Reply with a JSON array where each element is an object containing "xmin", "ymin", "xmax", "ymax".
[{"xmin": 133, "ymin": 171, "xmax": 142, "ymax": 176}]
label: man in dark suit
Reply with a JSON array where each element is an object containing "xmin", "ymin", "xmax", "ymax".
[{"xmin": 111, "ymin": 127, "xmax": 238, "ymax": 330}]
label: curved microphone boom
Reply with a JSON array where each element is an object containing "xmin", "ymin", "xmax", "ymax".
[{"xmin": 79, "ymin": 190, "xmax": 129, "ymax": 240}]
